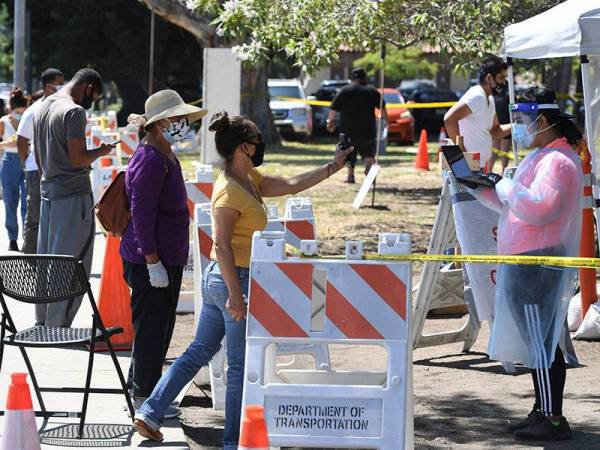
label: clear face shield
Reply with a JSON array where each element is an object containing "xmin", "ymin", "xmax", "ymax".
[{"xmin": 510, "ymin": 102, "xmax": 559, "ymax": 151}]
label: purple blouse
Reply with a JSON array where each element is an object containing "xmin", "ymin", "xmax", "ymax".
[{"xmin": 119, "ymin": 144, "xmax": 189, "ymax": 266}]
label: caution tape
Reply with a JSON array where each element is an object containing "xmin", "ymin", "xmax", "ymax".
[
  {"xmin": 274, "ymin": 96, "xmax": 456, "ymax": 109},
  {"xmin": 299, "ymin": 252, "xmax": 600, "ymax": 269},
  {"xmin": 491, "ymin": 147, "xmax": 533, "ymax": 160}
]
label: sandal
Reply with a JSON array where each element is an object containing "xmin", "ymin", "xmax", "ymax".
[{"xmin": 133, "ymin": 418, "xmax": 163, "ymax": 442}]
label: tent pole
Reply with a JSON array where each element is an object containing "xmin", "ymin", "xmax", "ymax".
[
  {"xmin": 506, "ymin": 57, "xmax": 518, "ymax": 165},
  {"xmin": 581, "ymin": 55, "xmax": 597, "ymax": 199}
]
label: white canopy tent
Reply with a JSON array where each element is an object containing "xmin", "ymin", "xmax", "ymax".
[{"xmin": 502, "ymin": 0, "xmax": 600, "ymax": 180}]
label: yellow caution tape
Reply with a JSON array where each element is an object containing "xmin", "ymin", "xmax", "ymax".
[
  {"xmin": 492, "ymin": 147, "xmax": 534, "ymax": 160},
  {"xmin": 274, "ymin": 96, "xmax": 456, "ymax": 109},
  {"xmin": 300, "ymin": 252, "xmax": 600, "ymax": 269}
]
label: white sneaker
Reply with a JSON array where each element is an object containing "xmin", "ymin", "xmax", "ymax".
[{"xmin": 125, "ymin": 397, "xmax": 180, "ymax": 419}]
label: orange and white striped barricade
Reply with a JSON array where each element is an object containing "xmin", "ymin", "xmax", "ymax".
[
  {"xmin": 265, "ymin": 198, "xmax": 316, "ymax": 249},
  {"xmin": 107, "ymin": 110, "xmax": 118, "ymax": 131},
  {"xmin": 85, "ymin": 117, "xmax": 100, "ymax": 148},
  {"xmin": 185, "ymin": 165, "xmax": 214, "ymax": 220},
  {"xmin": 242, "ymin": 231, "xmax": 411, "ymax": 449},
  {"xmin": 91, "ymin": 159, "xmax": 122, "ymax": 202},
  {"xmin": 119, "ymin": 129, "xmax": 140, "ymax": 157}
]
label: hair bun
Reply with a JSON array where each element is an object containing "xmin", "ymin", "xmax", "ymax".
[
  {"xmin": 10, "ymin": 88, "xmax": 24, "ymax": 100},
  {"xmin": 208, "ymin": 111, "xmax": 230, "ymax": 132}
]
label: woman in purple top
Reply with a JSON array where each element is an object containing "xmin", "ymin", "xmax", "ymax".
[{"xmin": 120, "ymin": 90, "xmax": 207, "ymax": 416}]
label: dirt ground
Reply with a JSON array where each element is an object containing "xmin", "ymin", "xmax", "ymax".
[
  {"xmin": 168, "ymin": 142, "xmax": 600, "ymax": 449},
  {"xmin": 168, "ymin": 313, "xmax": 600, "ymax": 450}
]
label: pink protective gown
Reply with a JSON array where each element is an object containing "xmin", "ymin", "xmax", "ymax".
[{"xmin": 473, "ymin": 137, "xmax": 583, "ymax": 368}]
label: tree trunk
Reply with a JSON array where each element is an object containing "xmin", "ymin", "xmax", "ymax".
[
  {"xmin": 115, "ymin": 80, "xmax": 148, "ymax": 127},
  {"xmin": 139, "ymin": 0, "xmax": 281, "ymax": 144},
  {"xmin": 241, "ymin": 63, "xmax": 281, "ymax": 144}
]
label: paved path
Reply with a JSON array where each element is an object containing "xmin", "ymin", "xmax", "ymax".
[{"xmin": 0, "ymin": 204, "xmax": 191, "ymax": 449}]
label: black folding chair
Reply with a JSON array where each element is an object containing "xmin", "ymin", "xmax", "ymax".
[{"xmin": 0, "ymin": 255, "xmax": 134, "ymax": 438}]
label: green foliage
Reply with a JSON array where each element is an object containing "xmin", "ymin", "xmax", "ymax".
[
  {"xmin": 189, "ymin": 0, "xmax": 563, "ymax": 74},
  {"xmin": 0, "ymin": 4, "xmax": 12, "ymax": 81},
  {"xmin": 354, "ymin": 47, "xmax": 438, "ymax": 84}
]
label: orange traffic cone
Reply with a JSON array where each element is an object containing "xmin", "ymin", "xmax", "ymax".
[
  {"xmin": 0, "ymin": 373, "xmax": 41, "ymax": 450},
  {"xmin": 414, "ymin": 129, "xmax": 430, "ymax": 170},
  {"xmin": 577, "ymin": 139, "xmax": 598, "ymax": 318},
  {"xmin": 239, "ymin": 405, "xmax": 270, "ymax": 450},
  {"xmin": 96, "ymin": 234, "xmax": 133, "ymax": 351}
]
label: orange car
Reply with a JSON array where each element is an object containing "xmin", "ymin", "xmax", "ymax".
[{"xmin": 377, "ymin": 88, "xmax": 415, "ymax": 144}]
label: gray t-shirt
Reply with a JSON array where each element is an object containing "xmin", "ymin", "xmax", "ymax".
[{"xmin": 33, "ymin": 94, "xmax": 89, "ymax": 199}]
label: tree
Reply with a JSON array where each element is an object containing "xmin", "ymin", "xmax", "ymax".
[
  {"xmin": 140, "ymin": 0, "xmax": 280, "ymax": 144},
  {"xmin": 23, "ymin": 0, "xmax": 204, "ymax": 125},
  {"xmin": 0, "ymin": 3, "xmax": 12, "ymax": 81},
  {"xmin": 353, "ymin": 47, "xmax": 438, "ymax": 87},
  {"xmin": 190, "ymin": 0, "xmax": 563, "ymax": 73}
]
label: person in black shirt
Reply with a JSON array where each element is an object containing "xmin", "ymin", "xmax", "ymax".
[{"xmin": 327, "ymin": 68, "xmax": 388, "ymax": 183}]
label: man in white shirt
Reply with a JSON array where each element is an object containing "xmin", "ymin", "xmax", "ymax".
[
  {"xmin": 16, "ymin": 68, "xmax": 64, "ymax": 254},
  {"xmin": 444, "ymin": 57, "xmax": 512, "ymax": 169}
]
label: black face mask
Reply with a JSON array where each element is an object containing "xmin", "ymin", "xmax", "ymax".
[
  {"xmin": 490, "ymin": 76, "xmax": 506, "ymax": 96},
  {"xmin": 81, "ymin": 91, "xmax": 95, "ymax": 110},
  {"xmin": 245, "ymin": 141, "xmax": 265, "ymax": 167}
]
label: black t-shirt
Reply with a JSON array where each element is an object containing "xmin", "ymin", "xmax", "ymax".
[
  {"xmin": 330, "ymin": 82, "xmax": 384, "ymax": 139},
  {"xmin": 494, "ymin": 85, "xmax": 510, "ymax": 125}
]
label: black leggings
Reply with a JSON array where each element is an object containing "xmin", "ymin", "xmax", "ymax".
[{"xmin": 531, "ymin": 345, "xmax": 566, "ymax": 417}]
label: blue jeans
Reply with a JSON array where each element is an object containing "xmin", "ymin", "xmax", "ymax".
[
  {"xmin": 1, "ymin": 152, "xmax": 26, "ymax": 241},
  {"xmin": 136, "ymin": 261, "xmax": 249, "ymax": 450}
]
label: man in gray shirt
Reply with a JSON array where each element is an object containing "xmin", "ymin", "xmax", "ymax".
[{"xmin": 33, "ymin": 68, "xmax": 114, "ymax": 327}]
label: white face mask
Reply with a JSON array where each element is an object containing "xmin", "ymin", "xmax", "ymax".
[{"xmin": 162, "ymin": 117, "xmax": 191, "ymax": 144}]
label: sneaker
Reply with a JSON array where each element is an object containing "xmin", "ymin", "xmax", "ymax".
[
  {"xmin": 507, "ymin": 408, "xmax": 543, "ymax": 432},
  {"xmin": 8, "ymin": 240, "xmax": 19, "ymax": 252},
  {"xmin": 133, "ymin": 418, "xmax": 163, "ymax": 442},
  {"xmin": 514, "ymin": 416, "xmax": 572, "ymax": 441}
]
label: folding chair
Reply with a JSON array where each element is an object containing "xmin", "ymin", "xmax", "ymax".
[{"xmin": 0, "ymin": 255, "xmax": 134, "ymax": 438}]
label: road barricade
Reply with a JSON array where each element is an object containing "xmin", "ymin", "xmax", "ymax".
[{"xmin": 241, "ymin": 231, "xmax": 412, "ymax": 449}]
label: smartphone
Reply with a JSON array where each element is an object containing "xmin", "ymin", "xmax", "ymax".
[{"xmin": 338, "ymin": 133, "xmax": 352, "ymax": 151}]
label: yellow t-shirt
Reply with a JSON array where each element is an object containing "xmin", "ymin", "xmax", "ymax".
[{"xmin": 210, "ymin": 168, "xmax": 268, "ymax": 268}]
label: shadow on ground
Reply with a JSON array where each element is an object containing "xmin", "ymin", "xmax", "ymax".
[
  {"xmin": 39, "ymin": 423, "xmax": 133, "ymax": 447},
  {"xmin": 414, "ymin": 392, "xmax": 600, "ymax": 449}
]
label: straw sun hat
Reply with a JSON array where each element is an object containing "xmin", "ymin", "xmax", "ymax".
[{"xmin": 128, "ymin": 89, "xmax": 207, "ymax": 128}]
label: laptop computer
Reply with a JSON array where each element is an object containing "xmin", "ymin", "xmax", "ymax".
[{"xmin": 441, "ymin": 145, "xmax": 494, "ymax": 188}]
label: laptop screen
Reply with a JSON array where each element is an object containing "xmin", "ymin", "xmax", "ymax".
[{"xmin": 442, "ymin": 145, "xmax": 473, "ymax": 178}]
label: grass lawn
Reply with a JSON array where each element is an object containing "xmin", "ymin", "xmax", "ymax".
[{"xmin": 179, "ymin": 138, "xmax": 443, "ymax": 256}]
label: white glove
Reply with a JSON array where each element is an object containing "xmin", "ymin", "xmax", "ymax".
[{"xmin": 147, "ymin": 261, "xmax": 169, "ymax": 288}]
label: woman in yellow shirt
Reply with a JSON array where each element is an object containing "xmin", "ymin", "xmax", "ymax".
[{"xmin": 134, "ymin": 111, "xmax": 352, "ymax": 446}]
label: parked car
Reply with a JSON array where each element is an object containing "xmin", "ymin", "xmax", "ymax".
[
  {"xmin": 310, "ymin": 79, "xmax": 350, "ymax": 133},
  {"xmin": 376, "ymin": 88, "xmax": 414, "ymax": 144},
  {"xmin": 268, "ymin": 79, "xmax": 312, "ymax": 140},
  {"xmin": 410, "ymin": 88, "xmax": 459, "ymax": 136},
  {"xmin": 398, "ymin": 79, "xmax": 436, "ymax": 101}
]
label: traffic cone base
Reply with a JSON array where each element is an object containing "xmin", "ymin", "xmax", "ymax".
[
  {"xmin": 1, "ymin": 373, "xmax": 41, "ymax": 450},
  {"xmin": 239, "ymin": 405, "xmax": 270, "ymax": 449}
]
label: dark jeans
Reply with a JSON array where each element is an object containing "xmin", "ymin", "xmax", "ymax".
[
  {"xmin": 22, "ymin": 170, "xmax": 41, "ymax": 254},
  {"xmin": 122, "ymin": 259, "xmax": 183, "ymax": 399}
]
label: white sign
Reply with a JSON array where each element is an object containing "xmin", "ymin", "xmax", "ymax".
[
  {"xmin": 352, "ymin": 164, "xmax": 381, "ymax": 209},
  {"xmin": 264, "ymin": 396, "xmax": 382, "ymax": 438},
  {"xmin": 448, "ymin": 175, "xmax": 498, "ymax": 321}
]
